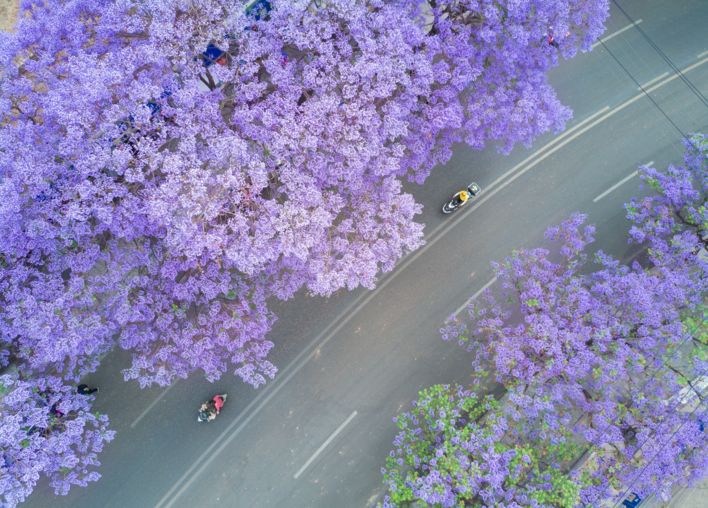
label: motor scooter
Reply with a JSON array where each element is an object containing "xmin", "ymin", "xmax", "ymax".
[
  {"xmin": 442, "ymin": 182, "xmax": 481, "ymax": 214},
  {"xmin": 197, "ymin": 393, "xmax": 228, "ymax": 423}
]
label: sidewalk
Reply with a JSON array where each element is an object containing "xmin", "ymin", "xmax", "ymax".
[
  {"xmin": 665, "ymin": 473, "xmax": 708, "ymax": 508},
  {"xmin": 0, "ymin": 0, "xmax": 18, "ymax": 32},
  {"xmin": 641, "ymin": 472, "xmax": 708, "ymax": 508}
]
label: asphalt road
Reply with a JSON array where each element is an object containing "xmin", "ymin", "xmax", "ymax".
[{"xmin": 23, "ymin": 1, "xmax": 708, "ymax": 507}]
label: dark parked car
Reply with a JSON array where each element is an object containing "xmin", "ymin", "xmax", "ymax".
[{"xmin": 622, "ymin": 492, "xmax": 642, "ymax": 508}]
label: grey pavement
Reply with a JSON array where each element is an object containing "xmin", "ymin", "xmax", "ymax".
[
  {"xmin": 20, "ymin": 0, "xmax": 708, "ymax": 507},
  {"xmin": 640, "ymin": 471, "xmax": 708, "ymax": 508},
  {"xmin": 665, "ymin": 473, "xmax": 708, "ymax": 508}
]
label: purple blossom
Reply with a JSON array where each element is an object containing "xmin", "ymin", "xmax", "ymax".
[
  {"xmin": 1, "ymin": 0, "xmax": 611, "ymax": 503},
  {"xmin": 428, "ymin": 140, "xmax": 707, "ymax": 505},
  {"xmin": 0, "ymin": 375, "xmax": 114, "ymax": 507}
]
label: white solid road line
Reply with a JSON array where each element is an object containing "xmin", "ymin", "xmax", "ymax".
[
  {"xmin": 638, "ymin": 72, "xmax": 668, "ymax": 90},
  {"xmin": 640, "ymin": 57, "xmax": 708, "ymax": 95},
  {"xmin": 475, "ymin": 57, "xmax": 708, "ymax": 212},
  {"xmin": 453, "ymin": 276, "xmax": 498, "ymax": 317},
  {"xmin": 698, "ymin": 50, "xmax": 708, "ymax": 59},
  {"xmin": 421, "ymin": 106, "xmax": 612, "ymax": 248},
  {"xmin": 483, "ymin": 107, "xmax": 612, "ymax": 198},
  {"xmin": 153, "ymin": 293, "xmax": 369, "ymax": 507},
  {"xmin": 130, "ymin": 383, "xmax": 177, "ymax": 429},
  {"xmin": 591, "ymin": 19, "xmax": 643, "ymax": 50},
  {"xmin": 293, "ymin": 410, "xmax": 358, "ymax": 480},
  {"xmin": 155, "ymin": 53, "xmax": 708, "ymax": 508}
]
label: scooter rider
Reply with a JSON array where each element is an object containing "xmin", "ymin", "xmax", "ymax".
[
  {"xmin": 452, "ymin": 190, "xmax": 470, "ymax": 206},
  {"xmin": 453, "ymin": 183, "xmax": 481, "ymax": 206},
  {"xmin": 199, "ymin": 394, "xmax": 226, "ymax": 422},
  {"xmin": 442, "ymin": 182, "xmax": 481, "ymax": 214},
  {"xmin": 212, "ymin": 394, "xmax": 225, "ymax": 415}
]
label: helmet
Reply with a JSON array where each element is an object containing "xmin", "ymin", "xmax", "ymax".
[
  {"xmin": 467, "ymin": 183, "xmax": 481, "ymax": 196},
  {"xmin": 458, "ymin": 191, "xmax": 469, "ymax": 202}
]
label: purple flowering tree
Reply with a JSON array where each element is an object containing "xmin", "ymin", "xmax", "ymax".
[
  {"xmin": 439, "ymin": 213, "xmax": 706, "ymax": 504},
  {"xmin": 0, "ymin": 375, "xmax": 114, "ymax": 507},
  {"xmin": 0, "ymin": 1, "xmax": 609, "ymax": 500},
  {"xmin": 381, "ymin": 384, "xmax": 587, "ymax": 508},
  {"xmin": 384, "ymin": 138, "xmax": 707, "ymax": 506},
  {"xmin": 626, "ymin": 133, "xmax": 707, "ymax": 276},
  {"xmin": 0, "ymin": 0, "xmax": 609, "ymax": 387},
  {"xmin": 397, "ymin": 0, "xmax": 609, "ymax": 181}
]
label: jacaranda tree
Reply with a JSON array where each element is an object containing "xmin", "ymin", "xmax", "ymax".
[
  {"xmin": 1, "ymin": 0, "xmax": 609, "ymax": 503},
  {"xmin": 384, "ymin": 136, "xmax": 707, "ymax": 506},
  {"xmin": 0, "ymin": 375, "xmax": 114, "ymax": 506},
  {"xmin": 381, "ymin": 384, "xmax": 588, "ymax": 507},
  {"xmin": 445, "ymin": 212, "xmax": 707, "ymax": 504},
  {"xmin": 0, "ymin": 0, "xmax": 609, "ymax": 388}
]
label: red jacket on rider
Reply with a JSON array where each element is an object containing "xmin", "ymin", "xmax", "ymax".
[{"xmin": 213, "ymin": 395, "xmax": 225, "ymax": 413}]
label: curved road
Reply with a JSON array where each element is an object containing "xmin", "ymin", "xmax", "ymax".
[{"xmin": 25, "ymin": 1, "xmax": 708, "ymax": 507}]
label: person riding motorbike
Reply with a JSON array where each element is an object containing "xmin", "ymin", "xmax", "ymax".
[
  {"xmin": 454, "ymin": 183, "xmax": 481, "ymax": 205},
  {"xmin": 212, "ymin": 394, "xmax": 225, "ymax": 414},
  {"xmin": 199, "ymin": 394, "xmax": 226, "ymax": 422},
  {"xmin": 452, "ymin": 190, "xmax": 470, "ymax": 206},
  {"xmin": 442, "ymin": 182, "xmax": 481, "ymax": 214}
]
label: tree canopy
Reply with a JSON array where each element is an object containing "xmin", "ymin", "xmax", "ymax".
[
  {"xmin": 0, "ymin": 0, "xmax": 610, "ymax": 504},
  {"xmin": 384, "ymin": 135, "xmax": 708, "ymax": 506}
]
